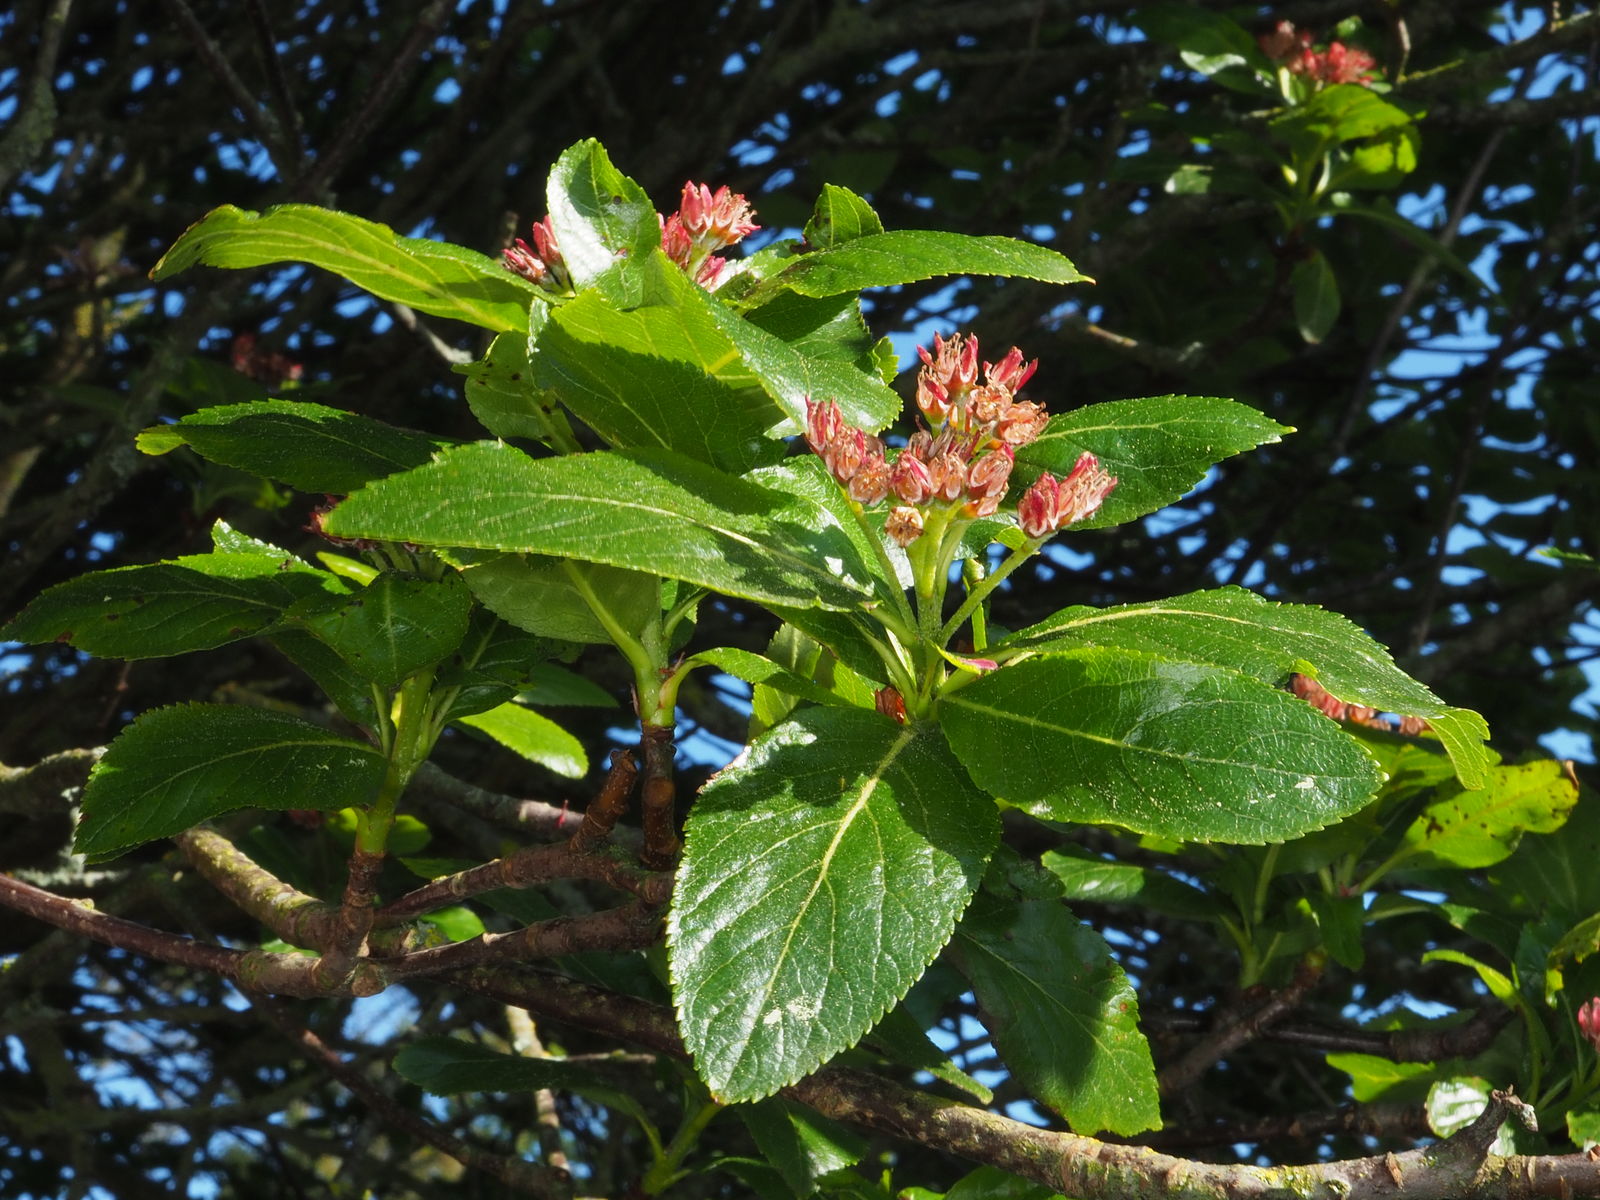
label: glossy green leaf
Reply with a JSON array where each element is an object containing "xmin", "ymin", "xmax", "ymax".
[
  {"xmin": 1292, "ymin": 250, "xmax": 1340, "ymax": 344},
  {"xmin": 460, "ymin": 553, "xmax": 658, "ymax": 645},
  {"xmin": 763, "ymin": 230, "xmax": 1087, "ymax": 298},
  {"xmin": 1491, "ymin": 781, "xmax": 1600, "ymax": 921},
  {"xmin": 3, "ymin": 543, "xmax": 335, "ymax": 660},
  {"xmin": 75, "ymin": 704, "xmax": 385, "ymax": 859},
  {"xmin": 268, "ymin": 628, "xmax": 379, "ymax": 727},
  {"xmin": 941, "ymin": 647, "xmax": 1382, "ymax": 843},
  {"xmin": 1393, "ymin": 760, "xmax": 1578, "ymax": 870},
  {"xmin": 1567, "ymin": 1099, "xmax": 1600, "ymax": 1149},
  {"xmin": 861, "ymin": 1002, "xmax": 994, "ymax": 1104},
  {"xmin": 693, "ymin": 282, "xmax": 905, "ymax": 435},
  {"xmin": 324, "ymin": 443, "xmax": 874, "ymax": 611},
  {"xmin": 435, "ymin": 610, "xmax": 555, "ymax": 721},
  {"xmin": 534, "ymin": 261, "xmax": 784, "ymax": 472},
  {"xmin": 454, "ymin": 701, "xmax": 587, "ymax": 778},
  {"xmin": 1040, "ymin": 846, "xmax": 1221, "ymax": 918},
  {"xmin": 543, "ymin": 138, "xmax": 660, "ymax": 298},
  {"xmin": 394, "ymin": 1036, "xmax": 604, "ymax": 1094},
  {"xmin": 951, "ymin": 887, "xmax": 1160, "ymax": 1135},
  {"xmin": 293, "ymin": 572, "xmax": 473, "ymax": 689},
  {"xmin": 150, "ymin": 204, "xmax": 534, "ymax": 332},
  {"xmin": 456, "ymin": 330, "xmax": 566, "ymax": 444},
  {"xmin": 137, "ymin": 400, "xmax": 443, "ymax": 493},
  {"xmin": 669, "ymin": 707, "xmax": 998, "ymax": 1101},
  {"xmin": 737, "ymin": 1099, "xmax": 868, "ymax": 1200},
  {"xmin": 1422, "ymin": 949, "xmax": 1516, "ymax": 1004},
  {"xmin": 418, "ymin": 905, "xmax": 487, "ymax": 943},
  {"xmin": 804, "ymin": 184, "xmax": 885, "ymax": 248},
  {"xmin": 516, "ymin": 663, "xmax": 618, "ymax": 709},
  {"xmin": 996, "ymin": 586, "xmax": 1491, "ymax": 787},
  {"xmin": 1016, "ymin": 397, "xmax": 1290, "ymax": 531},
  {"xmin": 687, "ymin": 647, "xmax": 854, "ymax": 711}
]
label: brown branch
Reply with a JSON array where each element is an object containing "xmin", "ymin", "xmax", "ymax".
[
  {"xmin": 1157, "ymin": 958, "xmax": 1324, "ymax": 1095},
  {"xmin": 0, "ymin": 873, "xmax": 385, "ymax": 997},
  {"xmin": 1146, "ymin": 1004, "xmax": 1512, "ymax": 1063},
  {"xmin": 638, "ymin": 724, "xmax": 679, "ymax": 869},
  {"xmin": 1128, "ymin": 1103, "xmax": 1432, "ymax": 1152},
  {"xmin": 379, "ymin": 902, "xmax": 660, "ymax": 980},
  {"xmin": 566, "ymin": 748, "xmax": 639, "ymax": 854},
  {"xmin": 0, "ymin": 747, "xmax": 100, "ymax": 816},
  {"xmin": 254, "ymin": 1000, "xmax": 572, "ymax": 1198},
  {"xmin": 377, "ymin": 838, "xmax": 670, "ymax": 925},
  {"xmin": 0, "ymin": 0, "xmax": 74, "ymax": 194},
  {"xmin": 409, "ymin": 761, "xmax": 630, "ymax": 846},
  {"xmin": 159, "ymin": 0, "xmax": 295, "ymax": 171},
  {"xmin": 462, "ymin": 967, "xmax": 1600, "ymax": 1200},
  {"xmin": 175, "ymin": 827, "xmax": 343, "ymax": 948}
]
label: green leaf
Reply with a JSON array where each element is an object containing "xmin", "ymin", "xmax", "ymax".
[
  {"xmin": 1338, "ymin": 123, "xmax": 1421, "ymax": 188},
  {"xmin": 1325, "ymin": 1053, "xmax": 1440, "ymax": 1104},
  {"xmin": 460, "ymin": 553, "xmax": 658, "ymax": 645},
  {"xmin": 1393, "ymin": 760, "xmax": 1578, "ymax": 870},
  {"xmin": 687, "ymin": 647, "xmax": 855, "ymax": 711},
  {"xmin": 940, "ymin": 647, "xmax": 1382, "ymax": 843},
  {"xmin": 435, "ymin": 610, "xmax": 555, "ymax": 721},
  {"xmin": 137, "ymin": 400, "xmax": 443, "ymax": 493},
  {"xmin": 75, "ymin": 704, "xmax": 386, "ymax": 859},
  {"xmin": 950, "ymin": 886, "xmax": 1160, "ymax": 1135},
  {"xmin": 393, "ymin": 1036, "xmax": 606, "ymax": 1095},
  {"xmin": 804, "ymin": 184, "xmax": 885, "ymax": 248},
  {"xmin": 324, "ymin": 443, "xmax": 874, "ymax": 611},
  {"xmin": 268, "ymin": 629, "xmax": 379, "ymax": 727},
  {"xmin": 1040, "ymin": 846, "xmax": 1221, "ymax": 918},
  {"xmin": 454, "ymin": 702, "xmax": 587, "ymax": 778},
  {"xmin": 292, "ymin": 572, "xmax": 473, "ymax": 689},
  {"xmin": 3, "ymin": 544, "xmax": 336, "ymax": 660},
  {"xmin": 418, "ymin": 905, "xmax": 487, "ymax": 943},
  {"xmin": 1292, "ymin": 250, "xmax": 1341, "ymax": 344},
  {"xmin": 150, "ymin": 204, "xmax": 534, "ymax": 332},
  {"xmin": 860, "ymin": 1002, "xmax": 994, "ymax": 1104},
  {"xmin": 1303, "ymin": 892, "xmax": 1366, "ymax": 970},
  {"xmin": 763, "ymin": 230, "xmax": 1087, "ymax": 298},
  {"xmin": 543, "ymin": 138, "xmax": 661, "ymax": 299},
  {"xmin": 668, "ymin": 708, "xmax": 998, "ymax": 1101},
  {"xmin": 1491, "ymin": 779, "xmax": 1600, "ymax": 921},
  {"xmin": 1567, "ymin": 1098, "xmax": 1600, "ymax": 1150},
  {"xmin": 1422, "ymin": 949, "xmax": 1516, "ymax": 1004},
  {"xmin": 1273, "ymin": 84, "xmax": 1414, "ymax": 146},
  {"xmin": 1015, "ymin": 396, "xmax": 1291, "ymax": 531},
  {"xmin": 695, "ymin": 282, "xmax": 905, "ymax": 436},
  {"xmin": 737, "ymin": 1099, "xmax": 868, "ymax": 1200},
  {"xmin": 456, "ymin": 329, "xmax": 566, "ymax": 444},
  {"xmin": 516, "ymin": 662, "xmax": 617, "ymax": 709},
  {"xmin": 534, "ymin": 259, "xmax": 784, "ymax": 472},
  {"xmin": 1549, "ymin": 911, "xmax": 1600, "ymax": 968},
  {"xmin": 995, "ymin": 586, "xmax": 1492, "ymax": 787}
]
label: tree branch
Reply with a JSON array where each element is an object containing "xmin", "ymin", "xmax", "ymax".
[{"xmin": 1157, "ymin": 958, "xmax": 1324, "ymax": 1095}]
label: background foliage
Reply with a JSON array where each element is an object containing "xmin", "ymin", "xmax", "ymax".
[{"xmin": 2, "ymin": 1, "xmax": 1597, "ymax": 1197}]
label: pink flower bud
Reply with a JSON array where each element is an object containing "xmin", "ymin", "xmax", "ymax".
[
  {"xmin": 904, "ymin": 431, "xmax": 934, "ymax": 462},
  {"xmin": 804, "ymin": 397, "xmax": 844, "ymax": 455},
  {"xmin": 849, "ymin": 452, "xmax": 891, "ymax": 504},
  {"xmin": 1580, "ymin": 998, "xmax": 1600, "ymax": 1053},
  {"xmin": 995, "ymin": 399, "xmax": 1048, "ymax": 447},
  {"xmin": 1054, "ymin": 451, "xmax": 1117, "ymax": 527},
  {"xmin": 966, "ymin": 445, "xmax": 1014, "ymax": 500},
  {"xmin": 678, "ymin": 181, "xmax": 760, "ymax": 246},
  {"xmin": 1018, "ymin": 473, "xmax": 1059, "ymax": 539},
  {"xmin": 927, "ymin": 452, "xmax": 967, "ymax": 503},
  {"xmin": 889, "ymin": 453, "xmax": 935, "ymax": 505},
  {"xmin": 884, "ymin": 505, "xmax": 925, "ymax": 547},
  {"xmin": 984, "ymin": 346, "xmax": 1038, "ymax": 393}
]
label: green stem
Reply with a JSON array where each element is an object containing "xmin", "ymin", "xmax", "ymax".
[
  {"xmin": 1252, "ymin": 844, "xmax": 1281, "ymax": 927},
  {"xmin": 561, "ymin": 560, "xmax": 656, "ymax": 682},
  {"xmin": 961, "ymin": 558, "xmax": 990, "ymax": 651},
  {"xmin": 359, "ymin": 669, "xmax": 435, "ymax": 855},
  {"xmin": 940, "ymin": 537, "xmax": 1039, "ymax": 647},
  {"xmin": 639, "ymin": 1095, "xmax": 722, "ymax": 1195},
  {"xmin": 844, "ymin": 498, "xmax": 918, "ymax": 633}
]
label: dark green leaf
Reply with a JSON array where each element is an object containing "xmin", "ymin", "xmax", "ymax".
[
  {"xmin": 669, "ymin": 708, "xmax": 998, "ymax": 1101},
  {"xmin": 435, "ymin": 610, "xmax": 555, "ymax": 721},
  {"xmin": 137, "ymin": 400, "xmax": 443, "ymax": 493},
  {"xmin": 292, "ymin": 572, "xmax": 472, "ymax": 689},
  {"xmin": 996, "ymin": 586, "xmax": 1491, "ymax": 787},
  {"xmin": 687, "ymin": 647, "xmax": 854, "ymax": 711},
  {"xmin": 268, "ymin": 628, "xmax": 379, "ymax": 726},
  {"xmin": 1491, "ymin": 778, "xmax": 1600, "ymax": 922},
  {"xmin": 1016, "ymin": 397, "xmax": 1291, "ymax": 531},
  {"xmin": 456, "ymin": 329, "xmax": 566, "ymax": 444},
  {"xmin": 324, "ymin": 443, "xmax": 874, "ymax": 611},
  {"xmin": 763, "ymin": 231, "xmax": 1087, "ymax": 298},
  {"xmin": 543, "ymin": 138, "xmax": 661, "ymax": 300},
  {"xmin": 951, "ymin": 886, "xmax": 1160, "ymax": 1135},
  {"xmin": 941, "ymin": 647, "xmax": 1382, "ymax": 843},
  {"xmin": 3, "ymin": 545, "xmax": 336, "ymax": 660},
  {"xmin": 1040, "ymin": 846, "xmax": 1221, "ymax": 918},
  {"xmin": 1292, "ymin": 250, "xmax": 1340, "ymax": 344},
  {"xmin": 393, "ymin": 1036, "xmax": 607, "ymax": 1094},
  {"xmin": 737, "ymin": 1099, "xmax": 868, "ymax": 1200},
  {"xmin": 516, "ymin": 663, "xmax": 617, "ymax": 709},
  {"xmin": 150, "ymin": 204, "xmax": 533, "ymax": 332},
  {"xmin": 75, "ymin": 704, "xmax": 385, "ymax": 859},
  {"xmin": 860, "ymin": 1002, "xmax": 994, "ymax": 1104},
  {"xmin": 1303, "ymin": 892, "xmax": 1366, "ymax": 970}
]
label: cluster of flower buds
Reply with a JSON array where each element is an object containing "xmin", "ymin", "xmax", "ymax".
[
  {"xmin": 1016, "ymin": 452, "xmax": 1118, "ymax": 539},
  {"xmin": 806, "ymin": 334, "xmax": 1114, "ymax": 547},
  {"xmin": 1259, "ymin": 21, "xmax": 1377, "ymax": 87},
  {"xmin": 504, "ymin": 181, "xmax": 759, "ymax": 294},
  {"xmin": 1580, "ymin": 997, "xmax": 1600, "ymax": 1053},
  {"xmin": 1288, "ymin": 674, "xmax": 1430, "ymax": 735}
]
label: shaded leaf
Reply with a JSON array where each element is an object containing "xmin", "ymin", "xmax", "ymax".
[
  {"xmin": 75, "ymin": 704, "xmax": 385, "ymax": 859},
  {"xmin": 737, "ymin": 1099, "xmax": 868, "ymax": 1199},
  {"xmin": 394, "ymin": 1036, "xmax": 608, "ymax": 1094},
  {"xmin": 293, "ymin": 572, "xmax": 473, "ymax": 689},
  {"xmin": 1292, "ymin": 250, "xmax": 1340, "ymax": 344},
  {"xmin": 460, "ymin": 553, "xmax": 658, "ymax": 646},
  {"xmin": 1016, "ymin": 397, "xmax": 1291, "ymax": 531},
  {"xmin": 951, "ymin": 886, "xmax": 1160, "ymax": 1135},
  {"xmin": 137, "ymin": 401, "xmax": 442, "ymax": 494}
]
